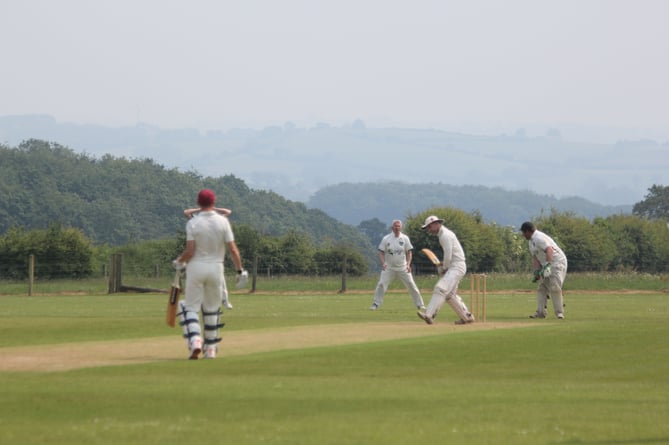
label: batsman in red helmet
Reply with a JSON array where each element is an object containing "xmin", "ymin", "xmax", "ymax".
[{"xmin": 174, "ymin": 189, "xmax": 248, "ymax": 359}]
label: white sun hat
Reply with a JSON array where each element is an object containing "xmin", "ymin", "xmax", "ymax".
[{"xmin": 421, "ymin": 215, "xmax": 444, "ymax": 229}]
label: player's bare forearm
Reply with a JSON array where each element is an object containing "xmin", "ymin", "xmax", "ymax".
[
  {"xmin": 378, "ymin": 251, "xmax": 386, "ymax": 270},
  {"xmin": 227, "ymin": 241, "xmax": 243, "ymax": 272},
  {"xmin": 178, "ymin": 240, "xmax": 195, "ymax": 264}
]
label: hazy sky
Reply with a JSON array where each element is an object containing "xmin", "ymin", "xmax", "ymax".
[{"xmin": 2, "ymin": 0, "xmax": 668, "ymax": 138}]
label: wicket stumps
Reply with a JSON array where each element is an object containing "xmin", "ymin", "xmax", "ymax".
[{"xmin": 469, "ymin": 273, "xmax": 487, "ymax": 322}]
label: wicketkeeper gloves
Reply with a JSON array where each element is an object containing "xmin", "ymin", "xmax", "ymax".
[
  {"xmin": 531, "ymin": 263, "xmax": 552, "ymax": 282},
  {"xmin": 542, "ymin": 263, "xmax": 552, "ymax": 278},
  {"xmin": 532, "ymin": 269, "xmax": 542, "ymax": 282}
]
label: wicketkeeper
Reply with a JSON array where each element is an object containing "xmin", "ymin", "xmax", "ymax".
[{"xmin": 520, "ymin": 221, "xmax": 568, "ymax": 319}]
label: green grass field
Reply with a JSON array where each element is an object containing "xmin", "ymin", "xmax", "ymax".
[{"xmin": 1, "ymin": 275, "xmax": 668, "ymax": 445}]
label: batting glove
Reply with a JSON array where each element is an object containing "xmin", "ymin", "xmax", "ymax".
[
  {"xmin": 437, "ymin": 265, "xmax": 446, "ymax": 275},
  {"xmin": 172, "ymin": 259, "xmax": 186, "ymax": 271},
  {"xmin": 531, "ymin": 269, "xmax": 542, "ymax": 283},
  {"xmin": 236, "ymin": 270, "xmax": 249, "ymax": 289}
]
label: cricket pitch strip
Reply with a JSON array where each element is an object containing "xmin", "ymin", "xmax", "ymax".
[{"xmin": 0, "ymin": 321, "xmax": 536, "ymax": 372}]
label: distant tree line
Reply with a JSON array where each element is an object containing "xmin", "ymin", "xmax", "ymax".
[
  {"xmin": 1, "ymin": 139, "xmax": 668, "ymax": 278},
  {"xmin": 0, "ymin": 139, "xmax": 376, "ymax": 268},
  {"xmin": 0, "ymin": 223, "xmax": 369, "ymax": 279},
  {"xmin": 2, "ymin": 204, "xmax": 668, "ymax": 280},
  {"xmin": 309, "ymin": 181, "xmax": 633, "ymax": 227},
  {"xmin": 404, "ymin": 203, "xmax": 669, "ymax": 274}
]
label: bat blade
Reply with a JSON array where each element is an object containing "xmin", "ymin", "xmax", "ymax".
[
  {"xmin": 421, "ymin": 248, "xmax": 441, "ymax": 266},
  {"xmin": 166, "ymin": 270, "xmax": 182, "ymax": 327}
]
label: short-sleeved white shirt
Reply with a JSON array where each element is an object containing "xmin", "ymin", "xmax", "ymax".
[
  {"xmin": 378, "ymin": 232, "xmax": 413, "ymax": 270},
  {"xmin": 438, "ymin": 226, "xmax": 466, "ymax": 269},
  {"xmin": 528, "ymin": 230, "xmax": 567, "ymax": 266},
  {"xmin": 186, "ymin": 211, "xmax": 234, "ymax": 263}
]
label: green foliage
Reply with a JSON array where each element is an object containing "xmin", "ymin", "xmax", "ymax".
[
  {"xmin": 406, "ymin": 207, "xmax": 506, "ymax": 273},
  {"xmin": 113, "ymin": 238, "xmax": 183, "ymax": 277},
  {"xmin": 633, "ymin": 184, "xmax": 669, "ymax": 220},
  {"xmin": 357, "ymin": 217, "xmax": 387, "ymax": 246},
  {"xmin": 535, "ymin": 211, "xmax": 617, "ymax": 272},
  {"xmin": 2, "ymin": 140, "xmax": 668, "ymax": 275},
  {"xmin": 0, "ymin": 140, "xmax": 372, "ymax": 258},
  {"xmin": 308, "ymin": 181, "xmax": 632, "ymax": 227},
  {"xmin": 596, "ymin": 214, "xmax": 669, "ymax": 273},
  {"xmin": 0, "ymin": 223, "xmax": 93, "ymax": 278},
  {"xmin": 312, "ymin": 244, "xmax": 368, "ymax": 276}
]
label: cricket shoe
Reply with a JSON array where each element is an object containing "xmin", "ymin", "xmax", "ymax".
[
  {"xmin": 223, "ymin": 300, "xmax": 233, "ymax": 310},
  {"xmin": 557, "ymin": 313, "xmax": 565, "ymax": 320},
  {"xmin": 417, "ymin": 311, "xmax": 433, "ymax": 325},
  {"xmin": 203, "ymin": 346, "xmax": 217, "ymax": 359},
  {"xmin": 369, "ymin": 303, "xmax": 379, "ymax": 311},
  {"xmin": 529, "ymin": 312, "xmax": 546, "ymax": 319},
  {"xmin": 189, "ymin": 338, "xmax": 202, "ymax": 360},
  {"xmin": 454, "ymin": 313, "xmax": 475, "ymax": 325}
]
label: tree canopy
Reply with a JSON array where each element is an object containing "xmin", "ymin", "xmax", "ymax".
[{"xmin": 633, "ymin": 184, "xmax": 669, "ymax": 220}]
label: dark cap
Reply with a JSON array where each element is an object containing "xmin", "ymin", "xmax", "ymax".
[
  {"xmin": 520, "ymin": 221, "xmax": 535, "ymax": 233},
  {"xmin": 197, "ymin": 189, "xmax": 216, "ymax": 207}
]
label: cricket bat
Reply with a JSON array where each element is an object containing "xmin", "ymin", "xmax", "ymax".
[
  {"xmin": 421, "ymin": 248, "xmax": 441, "ymax": 266},
  {"xmin": 166, "ymin": 269, "xmax": 182, "ymax": 327}
]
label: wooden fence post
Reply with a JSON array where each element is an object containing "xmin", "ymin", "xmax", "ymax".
[
  {"xmin": 250, "ymin": 255, "xmax": 258, "ymax": 293},
  {"xmin": 338, "ymin": 255, "xmax": 347, "ymax": 293},
  {"xmin": 108, "ymin": 253, "xmax": 123, "ymax": 294},
  {"xmin": 28, "ymin": 254, "xmax": 35, "ymax": 296}
]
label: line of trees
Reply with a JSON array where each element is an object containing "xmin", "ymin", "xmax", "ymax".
[
  {"xmin": 2, "ymin": 205, "xmax": 668, "ymax": 280},
  {"xmin": 0, "ymin": 223, "xmax": 369, "ymax": 280},
  {"xmin": 405, "ymin": 206, "xmax": 669, "ymax": 274}
]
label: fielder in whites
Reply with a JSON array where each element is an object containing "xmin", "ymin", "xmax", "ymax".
[
  {"xmin": 369, "ymin": 220, "xmax": 425, "ymax": 311},
  {"xmin": 520, "ymin": 221, "xmax": 568, "ymax": 319},
  {"xmin": 174, "ymin": 189, "xmax": 248, "ymax": 360},
  {"xmin": 417, "ymin": 215, "xmax": 475, "ymax": 325},
  {"xmin": 184, "ymin": 205, "xmax": 234, "ymax": 310}
]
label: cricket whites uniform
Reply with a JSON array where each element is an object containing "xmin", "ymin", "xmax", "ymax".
[
  {"xmin": 425, "ymin": 226, "xmax": 473, "ymax": 322},
  {"xmin": 179, "ymin": 211, "xmax": 234, "ymax": 356},
  {"xmin": 372, "ymin": 232, "xmax": 425, "ymax": 309},
  {"xmin": 528, "ymin": 230, "xmax": 568, "ymax": 318}
]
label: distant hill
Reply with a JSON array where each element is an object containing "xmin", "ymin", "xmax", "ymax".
[
  {"xmin": 1, "ymin": 114, "xmax": 666, "ymax": 206},
  {"xmin": 307, "ymin": 181, "xmax": 632, "ymax": 227},
  {"xmin": 0, "ymin": 140, "xmax": 372, "ymax": 254}
]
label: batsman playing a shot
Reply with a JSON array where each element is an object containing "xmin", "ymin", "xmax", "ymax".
[
  {"xmin": 520, "ymin": 221, "xmax": 568, "ymax": 319},
  {"xmin": 417, "ymin": 215, "xmax": 475, "ymax": 325},
  {"xmin": 174, "ymin": 189, "xmax": 248, "ymax": 360},
  {"xmin": 369, "ymin": 220, "xmax": 425, "ymax": 311}
]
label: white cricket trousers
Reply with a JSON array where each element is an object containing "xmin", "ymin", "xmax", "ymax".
[
  {"xmin": 536, "ymin": 260, "xmax": 567, "ymax": 316},
  {"xmin": 373, "ymin": 268, "xmax": 425, "ymax": 308},
  {"xmin": 184, "ymin": 262, "xmax": 225, "ymax": 313},
  {"xmin": 425, "ymin": 263, "xmax": 471, "ymax": 320}
]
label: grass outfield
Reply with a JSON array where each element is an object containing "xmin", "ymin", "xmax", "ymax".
[{"xmin": 0, "ymin": 284, "xmax": 668, "ymax": 444}]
